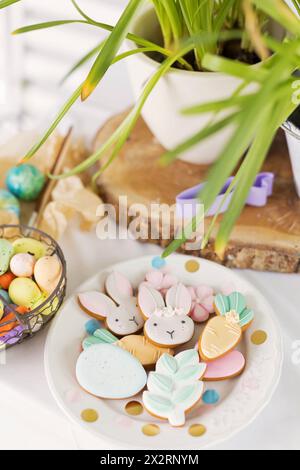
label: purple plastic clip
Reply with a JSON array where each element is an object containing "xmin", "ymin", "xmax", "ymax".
[{"xmin": 176, "ymin": 172, "xmax": 274, "ymax": 218}]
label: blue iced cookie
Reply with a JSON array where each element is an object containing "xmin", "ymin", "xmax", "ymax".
[{"xmin": 6, "ymin": 164, "xmax": 45, "ymax": 201}]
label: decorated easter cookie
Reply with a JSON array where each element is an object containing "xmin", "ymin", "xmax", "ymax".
[
  {"xmin": 199, "ymin": 315, "xmax": 242, "ymax": 362},
  {"xmin": 10, "ymin": 253, "xmax": 36, "ymax": 278},
  {"xmin": 138, "ymin": 283, "xmax": 194, "ymax": 348},
  {"xmin": 143, "ymin": 350, "xmax": 206, "ymax": 427},
  {"xmin": 78, "ymin": 272, "xmax": 144, "ymax": 336},
  {"xmin": 82, "ymin": 328, "xmax": 174, "ymax": 367},
  {"xmin": 203, "ymin": 350, "xmax": 246, "ymax": 381},
  {"xmin": 214, "ymin": 292, "xmax": 254, "ymax": 330},
  {"xmin": 12, "ymin": 238, "xmax": 46, "ymax": 259},
  {"xmin": 188, "ymin": 285, "xmax": 215, "ymax": 323},
  {"xmin": 6, "ymin": 164, "xmax": 45, "ymax": 202},
  {"xmin": 76, "ymin": 343, "xmax": 147, "ymax": 399},
  {"xmin": 34, "ymin": 255, "xmax": 62, "ymax": 294},
  {"xmin": 0, "ymin": 239, "xmax": 14, "ymax": 275},
  {"xmin": 9, "ymin": 277, "xmax": 41, "ymax": 308},
  {"xmin": 144, "ymin": 270, "xmax": 178, "ymax": 296}
]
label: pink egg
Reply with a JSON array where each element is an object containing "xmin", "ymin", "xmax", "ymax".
[{"xmin": 10, "ymin": 253, "xmax": 36, "ymax": 278}]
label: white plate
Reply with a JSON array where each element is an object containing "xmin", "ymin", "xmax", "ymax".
[{"xmin": 45, "ymin": 255, "xmax": 283, "ymax": 450}]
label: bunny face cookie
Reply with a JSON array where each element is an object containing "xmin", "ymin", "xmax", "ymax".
[
  {"xmin": 138, "ymin": 283, "xmax": 194, "ymax": 348},
  {"xmin": 78, "ymin": 272, "xmax": 144, "ymax": 336}
]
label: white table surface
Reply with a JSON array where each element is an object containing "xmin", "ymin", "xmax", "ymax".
[{"xmin": 1, "ymin": 223, "xmax": 300, "ymax": 450}]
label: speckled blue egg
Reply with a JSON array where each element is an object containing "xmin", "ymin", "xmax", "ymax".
[
  {"xmin": 6, "ymin": 164, "xmax": 45, "ymax": 201},
  {"xmin": 0, "ymin": 189, "xmax": 20, "ymax": 216},
  {"xmin": 0, "ymin": 290, "xmax": 11, "ymax": 305}
]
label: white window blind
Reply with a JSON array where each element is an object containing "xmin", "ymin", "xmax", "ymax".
[{"xmin": 5, "ymin": 0, "xmax": 133, "ymax": 136}]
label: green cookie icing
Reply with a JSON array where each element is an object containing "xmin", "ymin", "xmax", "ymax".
[
  {"xmin": 157, "ymin": 354, "xmax": 178, "ymax": 375},
  {"xmin": 82, "ymin": 336, "xmax": 103, "ymax": 350},
  {"xmin": 172, "ymin": 384, "xmax": 199, "ymax": 405},
  {"xmin": 143, "ymin": 349, "xmax": 205, "ymax": 427},
  {"xmin": 148, "ymin": 372, "xmax": 173, "ymax": 394},
  {"xmin": 175, "ymin": 364, "xmax": 204, "ymax": 382},
  {"xmin": 93, "ymin": 328, "xmax": 118, "ymax": 343},
  {"xmin": 175, "ymin": 349, "xmax": 199, "ymax": 368},
  {"xmin": 0, "ymin": 239, "xmax": 14, "ymax": 275},
  {"xmin": 215, "ymin": 292, "xmax": 254, "ymax": 327}
]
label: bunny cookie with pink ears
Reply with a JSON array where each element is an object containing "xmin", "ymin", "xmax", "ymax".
[
  {"xmin": 138, "ymin": 283, "xmax": 194, "ymax": 348},
  {"xmin": 78, "ymin": 272, "xmax": 144, "ymax": 337}
]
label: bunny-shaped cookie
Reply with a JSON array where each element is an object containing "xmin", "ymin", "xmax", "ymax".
[
  {"xmin": 78, "ymin": 271, "xmax": 144, "ymax": 336},
  {"xmin": 138, "ymin": 282, "xmax": 194, "ymax": 348}
]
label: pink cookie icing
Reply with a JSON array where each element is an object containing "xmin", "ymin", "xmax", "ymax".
[
  {"xmin": 204, "ymin": 350, "xmax": 246, "ymax": 381},
  {"xmin": 187, "ymin": 285, "xmax": 214, "ymax": 323},
  {"xmin": 144, "ymin": 271, "xmax": 178, "ymax": 296}
]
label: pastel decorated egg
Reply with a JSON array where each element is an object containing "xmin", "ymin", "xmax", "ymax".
[
  {"xmin": 34, "ymin": 255, "xmax": 62, "ymax": 295},
  {"xmin": 10, "ymin": 253, "xmax": 36, "ymax": 278},
  {"xmin": 0, "ymin": 272, "xmax": 16, "ymax": 290},
  {"xmin": 0, "ymin": 289, "xmax": 11, "ymax": 304},
  {"xmin": 12, "ymin": 238, "xmax": 46, "ymax": 259},
  {"xmin": 0, "ymin": 189, "xmax": 20, "ymax": 216},
  {"xmin": 6, "ymin": 164, "xmax": 45, "ymax": 201},
  {"xmin": 31, "ymin": 294, "xmax": 58, "ymax": 316},
  {"xmin": 0, "ymin": 239, "xmax": 14, "ymax": 275},
  {"xmin": 9, "ymin": 278, "xmax": 42, "ymax": 308}
]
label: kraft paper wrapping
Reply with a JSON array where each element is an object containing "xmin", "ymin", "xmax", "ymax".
[{"xmin": 0, "ymin": 131, "xmax": 103, "ymax": 238}]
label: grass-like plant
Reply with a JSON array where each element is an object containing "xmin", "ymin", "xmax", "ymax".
[{"xmin": 1, "ymin": 0, "xmax": 299, "ymax": 257}]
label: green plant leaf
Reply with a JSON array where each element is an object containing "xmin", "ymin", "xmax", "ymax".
[
  {"xmin": 13, "ymin": 20, "xmax": 90, "ymax": 35},
  {"xmin": 21, "ymin": 84, "xmax": 82, "ymax": 162},
  {"xmin": 0, "ymin": 0, "xmax": 20, "ymax": 9},
  {"xmin": 60, "ymin": 42, "xmax": 104, "ymax": 84},
  {"xmin": 252, "ymin": 0, "xmax": 300, "ymax": 35},
  {"xmin": 81, "ymin": 0, "xmax": 143, "ymax": 100}
]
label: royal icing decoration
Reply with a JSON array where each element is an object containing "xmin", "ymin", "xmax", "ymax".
[
  {"xmin": 215, "ymin": 292, "xmax": 254, "ymax": 330},
  {"xmin": 199, "ymin": 315, "xmax": 242, "ymax": 361},
  {"xmin": 187, "ymin": 285, "xmax": 215, "ymax": 323},
  {"xmin": 82, "ymin": 328, "xmax": 174, "ymax": 366},
  {"xmin": 78, "ymin": 271, "xmax": 144, "ymax": 336},
  {"xmin": 143, "ymin": 350, "xmax": 206, "ymax": 427},
  {"xmin": 203, "ymin": 350, "xmax": 246, "ymax": 381},
  {"xmin": 144, "ymin": 270, "xmax": 178, "ymax": 296},
  {"xmin": 76, "ymin": 343, "xmax": 147, "ymax": 399},
  {"xmin": 138, "ymin": 283, "xmax": 194, "ymax": 348}
]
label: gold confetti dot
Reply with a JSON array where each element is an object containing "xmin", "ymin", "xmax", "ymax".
[
  {"xmin": 189, "ymin": 424, "xmax": 206, "ymax": 437},
  {"xmin": 251, "ymin": 330, "xmax": 267, "ymax": 345},
  {"xmin": 125, "ymin": 401, "xmax": 144, "ymax": 416},
  {"xmin": 142, "ymin": 424, "xmax": 160, "ymax": 436},
  {"xmin": 185, "ymin": 260, "xmax": 200, "ymax": 273},
  {"xmin": 81, "ymin": 409, "xmax": 99, "ymax": 423}
]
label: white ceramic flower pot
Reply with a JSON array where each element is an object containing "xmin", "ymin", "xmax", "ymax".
[
  {"xmin": 126, "ymin": 8, "xmax": 242, "ymax": 165},
  {"xmin": 283, "ymin": 121, "xmax": 300, "ymax": 197}
]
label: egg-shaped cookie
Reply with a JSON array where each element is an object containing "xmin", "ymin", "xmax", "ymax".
[
  {"xmin": 9, "ymin": 277, "xmax": 42, "ymax": 308},
  {"xmin": 12, "ymin": 238, "xmax": 46, "ymax": 260},
  {"xmin": 34, "ymin": 255, "xmax": 62, "ymax": 295}
]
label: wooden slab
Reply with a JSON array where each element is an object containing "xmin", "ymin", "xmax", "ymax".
[{"xmin": 94, "ymin": 111, "xmax": 300, "ymax": 273}]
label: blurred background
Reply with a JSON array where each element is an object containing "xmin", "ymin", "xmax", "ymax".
[{"xmin": 0, "ymin": 0, "xmax": 133, "ymax": 143}]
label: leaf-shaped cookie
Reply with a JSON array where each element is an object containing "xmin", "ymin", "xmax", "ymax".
[
  {"xmin": 172, "ymin": 383, "xmax": 204, "ymax": 409},
  {"xmin": 175, "ymin": 349, "xmax": 199, "ymax": 368},
  {"xmin": 147, "ymin": 372, "xmax": 174, "ymax": 395},
  {"xmin": 175, "ymin": 364, "xmax": 207, "ymax": 384},
  {"xmin": 156, "ymin": 354, "xmax": 178, "ymax": 375},
  {"xmin": 143, "ymin": 392, "xmax": 174, "ymax": 414}
]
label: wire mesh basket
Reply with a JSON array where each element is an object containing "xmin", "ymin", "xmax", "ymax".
[{"xmin": 0, "ymin": 224, "xmax": 66, "ymax": 349}]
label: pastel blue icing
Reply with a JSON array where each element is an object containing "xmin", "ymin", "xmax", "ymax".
[
  {"xmin": 151, "ymin": 256, "xmax": 166, "ymax": 269},
  {"xmin": 6, "ymin": 164, "xmax": 45, "ymax": 202},
  {"xmin": 85, "ymin": 319, "xmax": 101, "ymax": 335},
  {"xmin": 202, "ymin": 389, "xmax": 220, "ymax": 405}
]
